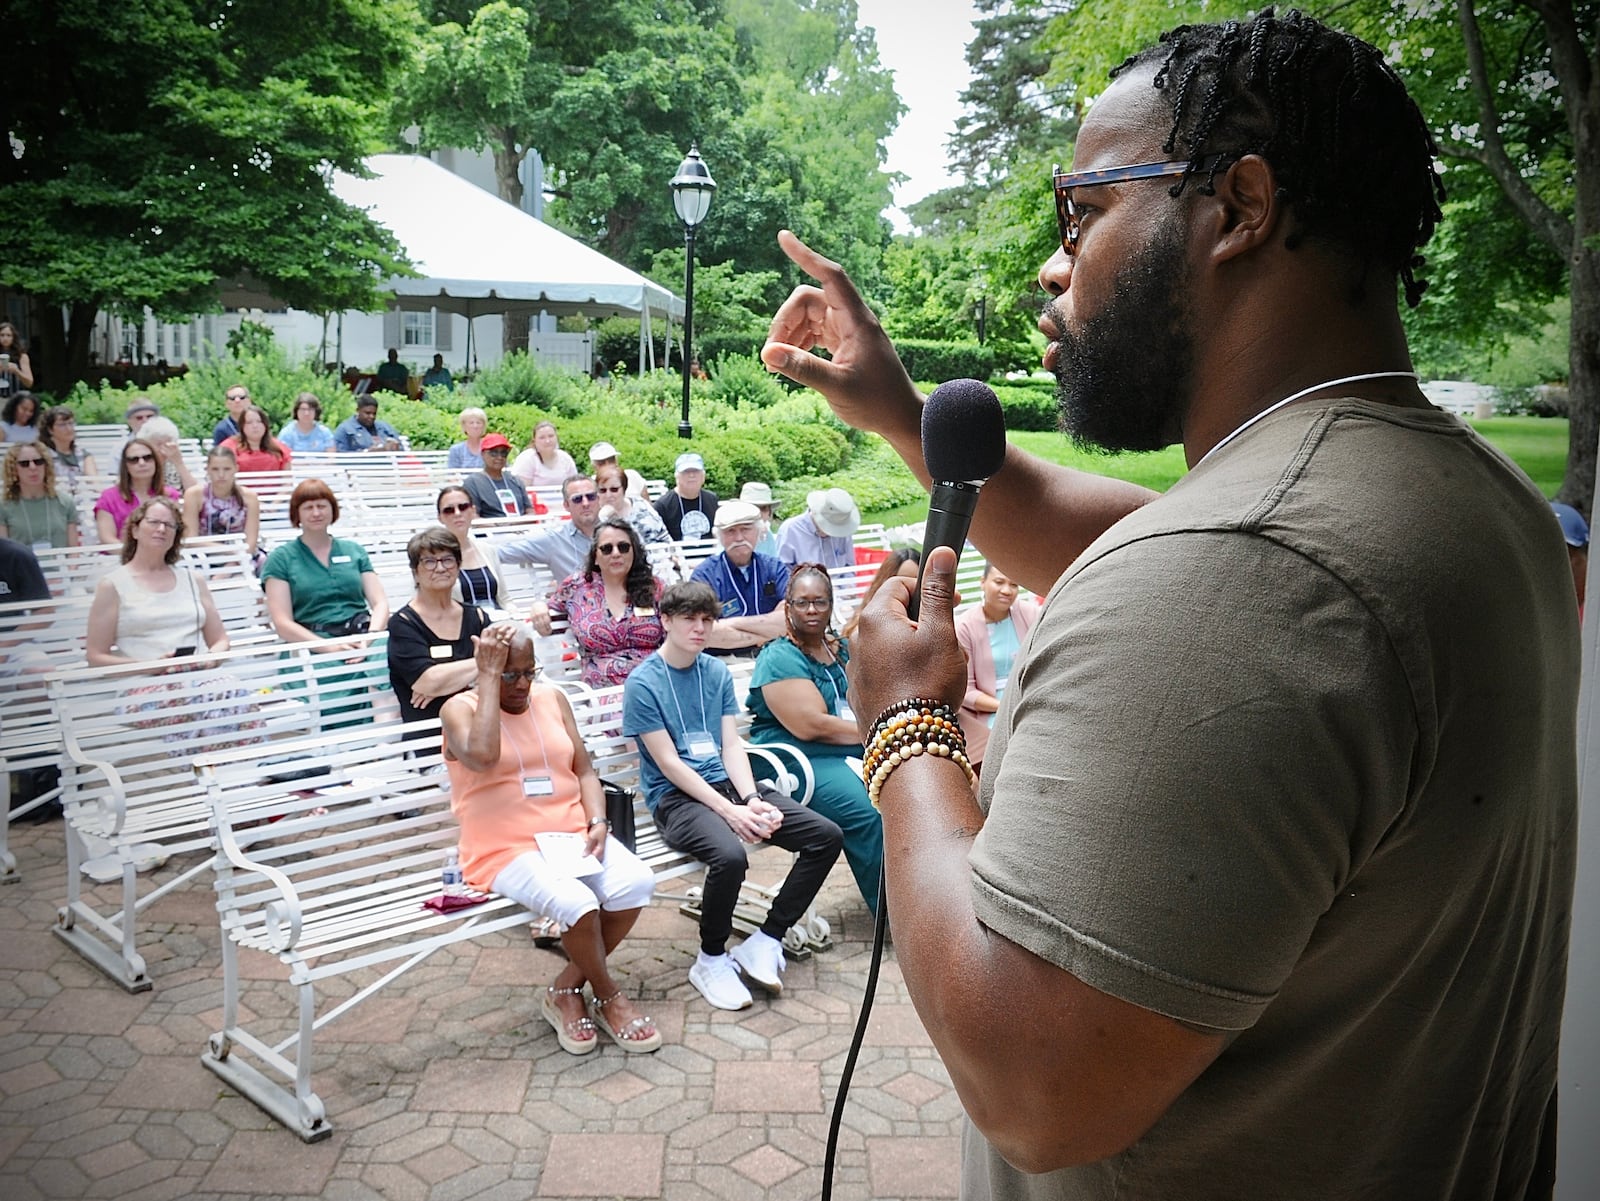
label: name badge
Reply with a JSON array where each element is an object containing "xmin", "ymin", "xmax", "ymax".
[
  {"xmin": 32, "ymin": 539, "xmax": 51, "ymax": 552},
  {"xmin": 495, "ymin": 488, "xmax": 519, "ymax": 511},
  {"xmin": 523, "ymin": 775, "xmax": 554, "ymax": 797},
  {"xmin": 331, "ymin": 554, "xmax": 352, "ymax": 564},
  {"xmin": 719, "ymin": 597, "xmax": 741, "ymax": 618},
  {"xmin": 837, "ymin": 702, "xmax": 856, "ymax": 724},
  {"xmin": 634, "ymin": 607, "xmax": 655, "ymax": 618},
  {"xmin": 685, "ymin": 731, "xmax": 718, "ymax": 758},
  {"xmin": 428, "ymin": 644, "xmax": 453, "ymax": 659}
]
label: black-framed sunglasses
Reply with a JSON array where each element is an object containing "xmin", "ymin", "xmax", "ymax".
[
  {"xmin": 13, "ymin": 457, "xmax": 45, "ymax": 467},
  {"xmin": 124, "ymin": 453, "xmax": 155, "ymax": 464},
  {"xmin": 567, "ymin": 491, "xmax": 598, "ymax": 504},
  {"xmin": 595, "ymin": 541, "xmax": 633, "ymax": 555},
  {"xmin": 1051, "ymin": 156, "xmax": 1232, "ymax": 257},
  {"xmin": 438, "ymin": 501, "xmax": 475, "ymax": 516}
]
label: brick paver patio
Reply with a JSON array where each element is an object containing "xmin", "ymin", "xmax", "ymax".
[{"xmin": 0, "ymin": 818, "xmax": 963, "ymax": 1199}]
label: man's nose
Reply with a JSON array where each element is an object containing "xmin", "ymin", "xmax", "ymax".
[{"xmin": 1038, "ymin": 245, "xmax": 1074, "ymax": 296}]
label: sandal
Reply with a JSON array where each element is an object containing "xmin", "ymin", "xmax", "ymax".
[
  {"xmin": 531, "ymin": 915, "xmax": 561, "ymax": 948},
  {"xmin": 541, "ymin": 986, "xmax": 598, "ymax": 1055},
  {"xmin": 589, "ymin": 989, "xmax": 662, "ymax": 1054}
]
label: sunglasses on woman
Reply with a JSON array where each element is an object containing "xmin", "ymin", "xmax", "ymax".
[
  {"xmin": 124, "ymin": 453, "xmax": 155, "ymax": 464},
  {"xmin": 596, "ymin": 541, "xmax": 633, "ymax": 555},
  {"xmin": 14, "ymin": 457, "xmax": 45, "ymax": 467},
  {"xmin": 438, "ymin": 502, "xmax": 475, "ymax": 516}
]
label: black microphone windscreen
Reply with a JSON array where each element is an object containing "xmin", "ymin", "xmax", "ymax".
[{"xmin": 922, "ymin": 378, "xmax": 1006, "ymax": 482}]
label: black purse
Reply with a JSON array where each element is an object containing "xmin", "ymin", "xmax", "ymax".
[{"xmin": 602, "ymin": 781, "xmax": 637, "ymax": 853}]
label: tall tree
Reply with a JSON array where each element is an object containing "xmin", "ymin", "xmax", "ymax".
[{"xmin": 0, "ymin": 0, "xmax": 415, "ymax": 388}]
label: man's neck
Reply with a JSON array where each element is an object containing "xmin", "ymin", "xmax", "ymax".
[{"xmin": 660, "ymin": 643, "xmax": 699, "ymax": 670}]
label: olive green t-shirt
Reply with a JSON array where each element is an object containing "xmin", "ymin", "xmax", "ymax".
[{"xmin": 966, "ymin": 399, "xmax": 1577, "ymax": 1200}]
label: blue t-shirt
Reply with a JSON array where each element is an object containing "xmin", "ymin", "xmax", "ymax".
[
  {"xmin": 689, "ymin": 551, "xmax": 789, "ymax": 620},
  {"xmin": 277, "ymin": 422, "xmax": 336, "ymax": 454},
  {"xmin": 622, "ymin": 651, "xmax": 739, "ymax": 811}
]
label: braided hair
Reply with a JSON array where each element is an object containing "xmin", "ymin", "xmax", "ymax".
[{"xmin": 1115, "ymin": 7, "xmax": 1445, "ymax": 307}]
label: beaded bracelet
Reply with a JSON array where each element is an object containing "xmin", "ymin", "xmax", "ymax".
[{"xmin": 861, "ymin": 699, "xmax": 974, "ymax": 807}]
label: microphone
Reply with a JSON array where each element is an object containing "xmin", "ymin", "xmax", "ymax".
[{"xmin": 911, "ymin": 379, "xmax": 1008, "ymax": 620}]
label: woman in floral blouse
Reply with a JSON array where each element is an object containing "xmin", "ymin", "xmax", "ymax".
[{"xmin": 545, "ymin": 517, "xmax": 663, "ymax": 687}]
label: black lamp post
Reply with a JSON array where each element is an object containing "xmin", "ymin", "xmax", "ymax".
[{"xmin": 669, "ymin": 144, "xmax": 716, "ymax": 439}]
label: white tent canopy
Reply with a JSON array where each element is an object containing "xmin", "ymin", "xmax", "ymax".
[{"xmin": 331, "ymin": 154, "xmax": 683, "ymax": 371}]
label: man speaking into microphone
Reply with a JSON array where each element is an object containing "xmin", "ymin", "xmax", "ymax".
[{"xmin": 762, "ymin": 10, "xmax": 1576, "ymax": 1200}]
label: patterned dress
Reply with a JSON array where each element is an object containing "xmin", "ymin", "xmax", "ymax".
[{"xmin": 546, "ymin": 572, "xmax": 665, "ymax": 687}]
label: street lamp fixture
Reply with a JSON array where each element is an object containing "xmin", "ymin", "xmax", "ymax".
[{"xmin": 669, "ymin": 144, "xmax": 716, "ymax": 439}]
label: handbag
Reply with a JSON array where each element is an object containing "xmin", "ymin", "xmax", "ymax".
[{"xmin": 602, "ymin": 780, "xmax": 637, "ymax": 853}]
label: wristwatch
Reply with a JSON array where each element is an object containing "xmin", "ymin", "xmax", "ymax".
[{"xmin": 586, "ymin": 816, "xmax": 608, "ymax": 829}]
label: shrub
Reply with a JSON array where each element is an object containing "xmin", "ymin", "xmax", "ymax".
[
  {"xmin": 895, "ymin": 339, "xmax": 996, "ymax": 385},
  {"xmin": 771, "ymin": 438, "xmax": 924, "ymax": 518},
  {"xmin": 469, "ymin": 352, "xmax": 591, "ymax": 416},
  {"xmin": 698, "ymin": 331, "xmax": 767, "ymax": 366},
  {"xmin": 991, "ymin": 382, "xmax": 1060, "ymax": 432},
  {"xmin": 709, "ymin": 353, "xmax": 787, "ymax": 409},
  {"xmin": 594, "ymin": 317, "xmax": 645, "ymax": 375},
  {"xmin": 702, "ymin": 435, "xmax": 780, "ymax": 496}
]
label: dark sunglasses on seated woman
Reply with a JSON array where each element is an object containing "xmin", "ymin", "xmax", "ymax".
[
  {"xmin": 438, "ymin": 501, "xmax": 475, "ymax": 516},
  {"xmin": 124, "ymin": 453, "xmax": 155, "ymax": 463},
  {"xmin": 14, "ymin": 456, "xmax": 45, "ymax": 467},
  {"xmin": 595, "ymin": 541, "xmax": 633, "ymax": 555}
]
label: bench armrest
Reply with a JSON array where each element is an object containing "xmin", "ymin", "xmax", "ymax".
[
  {"xmin": 213, "ymin": 814, "xmax": 304, "ymax": 953},
  {"xmin": 746, "ymin": 741, "xmax": 815, "ymax": 808}
]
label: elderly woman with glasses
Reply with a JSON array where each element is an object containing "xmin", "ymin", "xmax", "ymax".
[
  {"xmin": 85, "ymin": 497, "xmax": 229, "ymax": 667},
  {"xmin": 387, "ymin": 526, "xmax": 494, "ymax": 725},
  {"xmin": 745, "ymin": 563, "xmax": 883, "ymax": 915},
  {"xmin": 1, "ymin": 442, "xmax": 80, "ymax": 548},
  {"xmin": 95, "ymin": 437, "xmax": 181, "ymax": 542},
  {"xmin": 542, "ymin": 517, "xmax": 664, "ymax": 687}
]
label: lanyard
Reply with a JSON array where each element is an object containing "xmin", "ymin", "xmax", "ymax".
[
  {"xmin": 657, "ymin": 654, "xmax": 709, "ymax": 735},
  {"xmin": 1196, "ymin": 371, "xmax": 1420, "ymax": 468},
  {"xmin": 507, "ymin": 702, "xmax": 552, "ymax": 778},
  {"xmin": 722, "ymin": 555, "xmax": 758, "ymax": 615}
]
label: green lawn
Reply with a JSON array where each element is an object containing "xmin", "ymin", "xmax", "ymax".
[{"xmin": 863, "ymin": 415, "xmax": 1569, "ymax": 527}]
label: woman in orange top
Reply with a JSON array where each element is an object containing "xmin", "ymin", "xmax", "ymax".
[
  {"xmin": 441, "ymin": 623, "xmax": 660, "ymax": 1056},
  {"xmin": 221, "ymin": 404, "xmax": 292, "ymax": 474}
]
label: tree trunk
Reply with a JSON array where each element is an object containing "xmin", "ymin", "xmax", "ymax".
[
  {"xmin": 31, "ymin": 298, "xmax": 99, "ymax": 395},
  {"xmin": 1557, "ymin": 247, "xmax": 1600, "ymax": 519},
  {"xmin": 492, "ymin": 129, "xmax": 524, "ymax": 211}
]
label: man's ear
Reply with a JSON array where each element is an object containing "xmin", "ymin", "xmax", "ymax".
[{"xmin": 1205, "ymin": 154, "xmax": 1283, "ymax": 267}]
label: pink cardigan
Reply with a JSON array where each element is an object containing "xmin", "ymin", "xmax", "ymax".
[{"xmin": 954, "ymin": 597, "xmax": 1041, "ymax": 764}]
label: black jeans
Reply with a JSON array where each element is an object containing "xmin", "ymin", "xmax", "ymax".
[{"xmin": 654, "ymin": 779, "xmax": 842, "ymax": 956}]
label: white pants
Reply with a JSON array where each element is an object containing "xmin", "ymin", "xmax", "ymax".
[{"xmin": 491, "ymin": 836, "xmax": 655, "ymax": 932}]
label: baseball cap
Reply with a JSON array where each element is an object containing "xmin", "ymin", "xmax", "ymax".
[
  {"xmin": 125, "ymin": 398, "xmax": 159, "ymax": 420},
  {"xmin": 675, "ymin": 452, "xmax": 705, "ymax": 475},
  {"xmin": 714, "ymin": 500, "xmax": 762, "ymax": 531},
  {"xmin": 480, "ymin": 433, "xmax": 512, "ymax": 452},
  {"xmin": 739, "ymin": 481, "xmax": 775, "ymax": 507},
  {"xmin": 1551, "ymin": 501, "xmax": 1589, "ymax": 549},
  {"xmin": 807, "ymin": 487, "xmax": 861, "ymax": 539},
  {"xmin": 588, "ymin": 441, "xmax": 619, "ymax": 463}
]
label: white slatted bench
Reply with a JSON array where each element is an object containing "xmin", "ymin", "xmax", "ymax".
[
  {"xmin": 47, "ymin": 636, "xmax": 396, "ymax": 990},
  {"xmin": 197, "ymin": 679, "xmax": 822, "ymax": 1140}
]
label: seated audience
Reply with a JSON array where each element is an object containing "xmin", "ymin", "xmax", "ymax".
[
  {"xmin": 138, "ymin": 415, "xmax": 198, "ymax": 493},
  {"xmin": 387, "ymin": 527, "xmax": 492, "ymax": 724},
  {"xmin": 447, "ymin": 407, "xmax": 488, "ymax": 470},
  {"xmin": 595, "ymin": 460, "xmax": 679, "ymax": 580},
  {"xmin": 444, "ymin": 623, "xmax": 660, "ymax": 1054},
  {"xmin": 654, "ymin": 452, "xmax": 718, "ymax": 540},
  {"xmin": 182, "ymin": 447, "xmax": 263, "ymax": 569},
  {"xmin": 689, "ymin": 500, "xmax": 789, "ymax": 653},
  {"xmin": 437, "ymin": 484, "xmax": 509, "ymax": 616},
  {"xmin": 333, "ymin": 396, "xmax": 402, "ymax": 452},
  {"xmin": 739, "ymin": 481, "xmax": 779, "ymax": 557},
  {"xmin": 277, "ymin": 392, "xmax": 337, "ymax": 454},
  {"xmin": 261, "ymin": 479, "xmax": 388, "ymax": 645},
  {"xmin": 542, "ymin": 517, "xmax": 665, "ymax": 687},
  {"xmin": 501, "ymin": 474, "xmax": 601, "ymax": 593},
  {"xmin": 212, "ymin": 383, "xmax": 251, "ymax": 447},
  {"xmin": 0, "ymin": 390, "xmax": 40, "ymax": 444},
  {"xmin": 588, "ymin": 440, "xmax": 647, "ymax": 501},
  {"xmin": 221, "ymin": 404, "xmax": 292, "ymax": 473},
  {"xmin": 39, "ymin": 406, "xmax": 97, "ymax": 500},
  {"xmin": 839, "ymin": 549, "xmax": 919, "ymax": 642},
  {"xmin": 463, "ymin": 433, "xmax": 534, "ymax": 517},
  {"xmin": 953, "ymin": 562, "xmax": 1041, "ymax": 773},
  {"xmin": 777, "ymin": 487, "xmax": 860, "ymax": 570},
  {"xmin": 86, "ymin": 497, "xmax": 229, "ymax": 666},
  {"xmin": 422, "ymin": 353, "xmax": 454, "ymax": 392},
  {"xmin": 375, "ymin": 347, "xmax": 409, "ymax": 394},
  {"xmin": 1, "ymin": 443, "xmax": 80, "ymax": 548},
  {"xmin": 512, "ymin": 420, "xmax": 577, "ymax": 489},
  {"xmin": 623, "ymin": 581, "xmax": 842, "ymax": 1010},
  {"xmin": 746, "ymin": 564, "xmax": 882, "ymax": 914},
  {"xmin": 95, "ymin": 438, "xmax": 181, "ymax": 542}
]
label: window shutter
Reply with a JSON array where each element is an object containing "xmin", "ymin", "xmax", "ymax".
[
  {"xmin": 382, "ymin": 309, "xmax": 401, "ymax": 349},
  {"xmin": 434, "ymin": 309, "xmax": 451, "ymax": 351}
]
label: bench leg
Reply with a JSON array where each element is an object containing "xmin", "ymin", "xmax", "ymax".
[{"xmin": 52, "ymin": 826, "xmax": 152, "ymax": 992}]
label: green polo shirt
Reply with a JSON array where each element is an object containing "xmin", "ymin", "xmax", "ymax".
[{"xmin": 261, "ymin": 536, "xmax": 374, "ymax": 631}]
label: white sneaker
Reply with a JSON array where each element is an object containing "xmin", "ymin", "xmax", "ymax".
[
  {"xmin": 689, "ymin": 953, "xmax": 753, "ymax": 1011},
  {"xmin": 729, "ymin": 934, "xmax": 786, "ymax": 995}
]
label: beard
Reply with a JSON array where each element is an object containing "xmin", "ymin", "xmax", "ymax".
[{"xmin": 1049, "ymin": 221, "xmax": 1196, "ymax": 454}]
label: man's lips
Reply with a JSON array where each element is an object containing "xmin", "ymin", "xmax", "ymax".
[{"xmin": 1039, "ymin": 311, "xmax": 1062, "ymax": 372}]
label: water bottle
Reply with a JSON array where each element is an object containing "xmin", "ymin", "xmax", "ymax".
[{"xmin": 441, "ymin": 848, "xmax": 464, "ymax": 898}]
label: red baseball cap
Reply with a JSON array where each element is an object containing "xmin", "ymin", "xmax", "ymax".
[{"xmin": 480, "ymin": 433, "xmax": 512, "ymax": 451}]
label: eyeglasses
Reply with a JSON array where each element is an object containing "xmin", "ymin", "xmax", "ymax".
[
  {"xmin": 13, "ymin": 457, "xmax": 45, "ymax": 467},
  {"xmin": 226, "ymin": 393, "xmax": 249, "ymax": 403},
  {"xmin": 438, "ymin": 502, "xmax": 475, "ymax": 516},
  {"xmin": 596, "ymin": 484, "xmax": 624, "ymax": 494},
  {"xmin": 482, "ymin": 447, "xmax": 509, "ymax": 456},
  {"xmin": 500, "ymin": 668, "xmax": 539, "ymax": 683},
  {"xmin": 140, "ymin": 518, "xmax": 177, "ymax": 531},
  {"xmin": 419, "ymin": 557, "xmax": 459, "ymax": 571},
  {"xmin": 790, "ymin": 597, "xmax": 831, "ymax": 610},
  {"xmin": 567, "ymin": 492, "xmax": 598, "ymax": 504},
  {"xmin": 595, "ymin": 541, "xmax": 633, "ymax": 555},
  {"xmin": 124, "ymin": 453, "xmax": 155, "ymax": 464},
  {"xmin": 1051, "ymin": 156, "xmax": 1232, "ymax": 257}
]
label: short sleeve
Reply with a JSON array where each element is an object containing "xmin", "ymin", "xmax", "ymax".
[
  {"xmin": 384, "ymin": 609, "xmax": 435, "ymax": 693},
  {"xmin": 714, "ymin": 659, "xmax": 739, "ymax": 718},
  {"xmin": 347, "ymin": 541, "xmax": 374, "ymax": 573},
  {"xmin": 621, "ymin": 665, "xmax": 666, "ymax": 737},
  {"xmin": 970, "ymin": 532, "xmax": 1416, "ymax": 1031},
  {"xmin": 260, "ymin": 543, "xmax": 294, "ymax": 584},
  {"xmin": 751, "ymin": 638, "xmax": 804, "ymax": 688},
  {"xmin": 547, "ymin": 574, "xmax": 580, "ymax": 620}
]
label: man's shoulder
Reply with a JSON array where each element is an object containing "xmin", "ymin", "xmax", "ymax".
[{"xmin": 689, "ymin": 555, "xmax": 720, "ymax": 583}]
